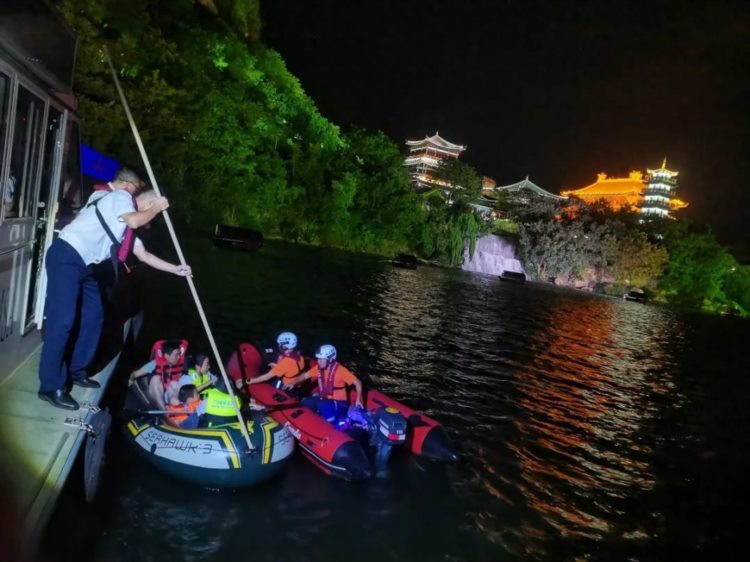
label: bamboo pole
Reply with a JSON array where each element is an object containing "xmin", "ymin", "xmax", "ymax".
[{"xmin": 102, "ymin": 45, "xmax": 255, "ymax": 452}]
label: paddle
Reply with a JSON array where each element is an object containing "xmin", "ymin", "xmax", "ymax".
[
  {"xmin": 103, "ymin": 46, "xmax": 255, "ymax": 453},
  {"xmin": 123, "ymin": 400, "xmax": 300, "ymax": 421}
]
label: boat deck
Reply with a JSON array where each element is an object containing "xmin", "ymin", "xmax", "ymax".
[{"xmin": 0, "ymin": 330, "xmax": 125, "ymax": 552}]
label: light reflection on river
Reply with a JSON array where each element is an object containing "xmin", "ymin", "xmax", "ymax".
[{"xmin": 43, "ymin": 234, "xmax": 750, "ymax": 561}]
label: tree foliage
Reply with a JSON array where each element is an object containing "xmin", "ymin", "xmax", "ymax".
[
  {"xmin": 659, "ymin": 229, "xmax": 738, "ymax": 311},
  {"xmin": 431, "ymin": 159, "xmax": 482, "ymax": 205},
  {"xmin": 518, "ymin": 219, "xmax": 591, "ymax": 281},
  {"xmin": 54, "ymin": 0, "xmax": 442, "ymax": 259},
  {"xmin": 420, "ymin": 202, "xmax": 487, "ymax": 266}
]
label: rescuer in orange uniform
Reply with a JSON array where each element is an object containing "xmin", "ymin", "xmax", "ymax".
[
  {"xmin": 287, "ymin": 344, "xmax": 363, "ymax": 421},
  {"xmin": 248, "ymin": 331, "xmax": 305, "ymax": 389}
]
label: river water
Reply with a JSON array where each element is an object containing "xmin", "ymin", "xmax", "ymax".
[{"xmin": 42, "ymin": 233, "xmax": 750, "ymax": 561}]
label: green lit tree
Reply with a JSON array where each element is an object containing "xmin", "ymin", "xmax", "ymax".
[
  {"xmin": 659, "ymin": 230, "xmax": 737, "ymax": 311},
  {"xmin": 431, "ymin": 159, "xmax": 482, "ymax": 205}
]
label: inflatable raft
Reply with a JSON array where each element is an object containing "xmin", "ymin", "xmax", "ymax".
[
  {"xmin": 123, "ymin": 384, "xmax": 294, "ymax": 488},
  {"xmin": 226, "ymin": 343, "xmax": 457, "ymax": 481}
]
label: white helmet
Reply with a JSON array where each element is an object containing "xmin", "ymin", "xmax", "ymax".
[
  {"xmin": 315, "ymin": 344, "xmax": 337, "ymax": 361},
  {"xmin": 276, "ymin": 331, "xmax": 298, "ymax": 350}
]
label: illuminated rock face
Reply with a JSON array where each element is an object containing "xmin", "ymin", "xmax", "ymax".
[{"xmin": 462, "ymin": 235, "xmax": 525, "ymax": 276}]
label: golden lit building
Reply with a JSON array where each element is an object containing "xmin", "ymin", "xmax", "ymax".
[
  {"xmin": 561, "ymin": 160, "xmax": 688, "ymax": 217},
  {"xmin": 561, "ymin": 171, "xmax": 645, "ymax": 211}
]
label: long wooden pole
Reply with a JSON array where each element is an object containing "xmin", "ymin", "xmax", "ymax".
[{"xmin": 102, "ymin": 45, "xmax": 255, "ymax": 452}]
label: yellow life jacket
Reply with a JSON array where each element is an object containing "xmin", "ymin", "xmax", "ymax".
[{"xmin": 203, "ymin": 388, "xmax": 241, "ymax": 425}]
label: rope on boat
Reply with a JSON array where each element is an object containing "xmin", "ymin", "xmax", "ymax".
[{"xmin": 102, "ymin": 45, "xmax": 255, "ymax": 452}]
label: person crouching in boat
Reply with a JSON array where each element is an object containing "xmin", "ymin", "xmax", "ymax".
[
  {"xmin": 128, "ymin": 340, "xmax": 187, "ymax": 410},
  {"xmin": 248, "ymin": 331, "xmax": 305, "ymax": 390},
  {"xmin": 200, "ymin": 377, "xmax": 243, "ymax": 428},
  {"xmin": 165, "ymin": 384, "xmax": 202, "ymax": 428},
  {"xmin": 287, "ymin": 344, "xmax": 363, "ymax": 422}
]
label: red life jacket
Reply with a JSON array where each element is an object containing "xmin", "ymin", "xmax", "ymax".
[
  {"xmin": 318, "ymin": 361, "xmax": 346, "ymax": 399},
  {"xmin": 151, "ymin": 339, "xmax": 188, "ymax": 390},
  {"xmin": 93, "ymin": 183, "xmax": 137, "ymax": 262}
]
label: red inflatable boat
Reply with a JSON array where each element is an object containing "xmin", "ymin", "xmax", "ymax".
[{"xmin": 226, "ymin": 343, "xmax": 458, "ymax": 481}]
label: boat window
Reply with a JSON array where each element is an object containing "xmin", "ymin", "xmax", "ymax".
[
  {"xmin": 7, "ymin": 85, "xmax": 46, "ymax": 219},
  {"xmin": 56, "ymin": 118, "xmax": 82, "ymax": 225},
  {"xmin": 39, "ymin": 106, "xmax": 63, "ymax": 213},
  {"xmin": 0, "ymin": 71, "xmax": 11, "ymax": 220}
]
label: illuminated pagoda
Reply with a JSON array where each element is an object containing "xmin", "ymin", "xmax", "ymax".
[
  {"xmin": 561, "ymin": 161, "xmax": 688, "ymax": 217},
  {"xmin": 561, "ymin": 171, "xmax": 646, "ymax": 211},
  {"xmin": 404, "ymin": 132, "xmax": 466, "ymax": 189},
  {"xmin": 641, "ymin": 158, "xmax": 687, "ymax": 218}
]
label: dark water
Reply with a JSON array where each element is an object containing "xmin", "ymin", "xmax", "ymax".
[{"xmin": 43, "ymin": 234, "xmax": 750, "ymax": 561}]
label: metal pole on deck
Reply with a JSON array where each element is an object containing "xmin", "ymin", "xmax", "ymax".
[{"xmin": 102, "ymin": 45, "xmax": 255, "ymax": 452}]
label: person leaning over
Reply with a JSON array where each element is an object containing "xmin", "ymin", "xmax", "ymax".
[
  {"xmin": 38, "ymin": 168, "xmax": 190, "ymax": 410},
  {"xmin": 130, "ymin": 190, "xmax": 193, "ymax": 276}
]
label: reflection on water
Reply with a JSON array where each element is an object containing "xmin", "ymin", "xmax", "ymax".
[
  {"xmin": 504, "ymin": 299, "xmax": 682, "ymax": 546},
  {"xmin": 42, "ymin": 236, "xmax": 750, "ymax": 561}
]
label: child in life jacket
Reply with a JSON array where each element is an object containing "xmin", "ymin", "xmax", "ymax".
[
  {"xmin": 183, "ymin": 352, "xmax": 218, "ymax": 398},
  {"xmin": 165, "ymin": 384, "xmax": 202, "ymax": 428}
]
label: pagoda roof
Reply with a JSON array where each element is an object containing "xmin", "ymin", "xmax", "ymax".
[
  {"xmin": 495, "ymin": 177, "xmax": 567, "ymax": 200},
  {"xmin": 647, "ymin": 157, "xmax": 679, "ymax": 177},
  {"xmin": 561, "ymin": 172, "xmax": 645, "ymax": 197},
  {"xmin": 405, "ymin": 133, "xmax": 466, "ymax": 152}
]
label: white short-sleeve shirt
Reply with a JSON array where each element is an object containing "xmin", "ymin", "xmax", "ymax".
[{"xmin": 59, "ymin": 190, "xmax": 135, "ymax": 265}]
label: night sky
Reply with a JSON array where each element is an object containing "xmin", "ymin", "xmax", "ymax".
[{"xmin": 261, "ymin": 0, "xmax": 750, "ymax": 244}]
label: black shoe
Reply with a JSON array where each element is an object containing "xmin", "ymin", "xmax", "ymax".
[
  {"xmin": 38, "ymin": 389, "xmax": 80, "ymax": 410},
  {"xmin": 72, "ymin": 377, "xmax": 101, "ymax": 389}
]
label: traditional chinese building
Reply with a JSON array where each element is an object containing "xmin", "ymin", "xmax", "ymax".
[
  {"xmin": 641, "ymin": 159, "xmax": 687, "ymax": 218},
  {"xmin": 560, "ymin": 171, "xmax": 646, "ymax": 210},
  {"xmin": 404, "ymin": 133, "xmax": 466, "ymax": 189},
  {"xmin": 472, "ymin": 177, "xmax": 566, "ymax": 220},
  {"xmin": 492, "ymin": 176, "xmax": 567, "ymax": 202}
]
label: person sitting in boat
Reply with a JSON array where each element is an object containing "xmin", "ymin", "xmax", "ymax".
[
  {"xmin": 287, "ymin": 344, "xmax": 363, "ymax": 422},
  {"xmin": 128, "ymin": 340, "xmax": 188, "ymax": 410},
  {"xmin": 199, "ymin": 377, "xmax": 243, "ymax": 428},
  {"xmin": 165, "ymin": 384, "xmax": 202, "ymax": 429},
  {"xmin": 247, "ymin": 331, "xmax": 305, "ymax": 389},
  {"xmin": 181, "ymin": 352, "xmax": 217, "ymax": 398}
]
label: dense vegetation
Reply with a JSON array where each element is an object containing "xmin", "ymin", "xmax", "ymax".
[{"xmin": 55, "ymin": 0, "xmax": 484, "ymax": 264}]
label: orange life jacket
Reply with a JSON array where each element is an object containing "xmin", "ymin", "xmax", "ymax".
[{"xmin": 165, "ymin": 400, "xmax": 200, "ymax": 426}]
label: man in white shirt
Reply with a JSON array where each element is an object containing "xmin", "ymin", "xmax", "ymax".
[{"xmin": 38, "ymin": 168, "xmax": 190, "ymax": 410}]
